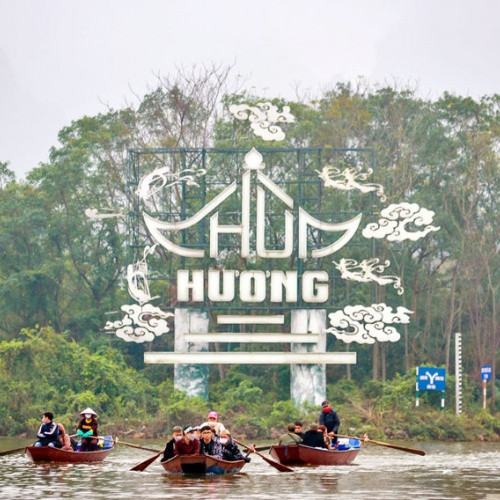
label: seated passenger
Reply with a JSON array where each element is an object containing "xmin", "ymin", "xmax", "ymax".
[
  {"xmin": 56, "ymin": 422, "xmax": 74, "ymax": 451},
  {"xmin": 34, "ymin": 412, "xmax": 59, "ymax": 447},
  {"xmin": 278, "ymin": 424, "xmax": 303, "ymax": 445},
  {"xmin": 302, "ymin": 424, "xmax": 328, "ymax": 449},
  {"xmin": 220, "ymin": 429, "xmax": 251, "ymax": 462},
  {"xmin": 161, "ymin": 426, "xmax": 183, "ymax": 462},
  {"xmin": 199, "ymin": 425, "xmax": 223, "ymax": 459},
  {"xmin": 76, "ymin": 407, "xmax": 99, "ymax": 451},
  {"xmin": 175, "ymin": 426, "xmax": 200, "ymax": 455},
  {"xmin": 294, "ymin": 421, "xmax": 304, "ymax": 439},
  {"xmin": 318, "ymin": 424, "xmax": 333, "ymax": 450},
  {"xmin": 199, "ymin": 410, "xmax": 225, "ymax": 435}
]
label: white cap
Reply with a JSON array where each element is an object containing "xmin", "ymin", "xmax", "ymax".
[{"xmin": 79, "ymin": 407, "xmax": 97, "ymax": 416}]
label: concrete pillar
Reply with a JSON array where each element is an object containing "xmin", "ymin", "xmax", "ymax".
[
  {"xmin": 291, "ymin": 309, "xmax": 326, "ymax": 407},
  {"xmin": 174, "ymin": 308, "xmax": 209, "ymax": 399}
]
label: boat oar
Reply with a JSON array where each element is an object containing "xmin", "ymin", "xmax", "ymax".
[
  {"xmin": 333, "ymin": 433, "xmax": 425, "ymax": 456},
  {"xmin": 0, "ymin": 434, "xmax": 80, "ymax": 456},
  {"xmin": 0, "ymin": 446, "xmax": 27, "ymax": 457},
  {"xmin": 110, "ymin": 437, "xmax": 162, "ymax": 453},
  {"xmin": 130, "ymin": 451, "xmax": 163, "ymax": 472},
  {"xmin": 233, "ymin": 438, "xmax": 294, "ymax": 473}
]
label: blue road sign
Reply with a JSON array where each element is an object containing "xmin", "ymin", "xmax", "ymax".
[
  {"xmin": 417, "ymin": 367, "xmax": 446, "ymax": 391},
  {"xmin": 481, "ymin": 366, "xmax": 492, "ymax": 381}
]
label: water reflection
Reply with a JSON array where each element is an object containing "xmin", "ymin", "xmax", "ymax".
[{"xmin": 0, "ymin": 441, "xmax": 498, "ymax": 499}]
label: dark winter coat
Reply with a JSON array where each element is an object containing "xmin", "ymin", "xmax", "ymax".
[
  {"xmin": 222, "ymin": 438, "xmax": 250, "ymax": 462},
  {"xmin": 319, "ymin": 408, "xmax": 340, "ymax": 433},
  {"xmin": 302, "ymin": 430, "xmax": 328, "ymax": 449}
]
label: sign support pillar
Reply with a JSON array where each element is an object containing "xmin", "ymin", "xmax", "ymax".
[
  {"xmin": 291, "ymin": 309, "xmax": 327, "ymax": 407},
  {"xmin": 174, "ymin": 308, "xmax": 209, "ymax": 399}
]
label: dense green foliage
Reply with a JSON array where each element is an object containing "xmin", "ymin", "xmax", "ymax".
[
  {"xmin": 0, "ymin": 68, "xmax": 497, "ymax": 438},
  {"xmin": 0, "ymin": 328, "xmax": 498, "ymax": 440}
]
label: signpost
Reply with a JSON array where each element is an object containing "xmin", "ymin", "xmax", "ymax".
[
  {"xmin": 481, "ymin": 365, "xmax": 492, "ymax": 410},
  {"xmin": 416, "ymin": 366, "xmax": 446, "ymax": 410}
]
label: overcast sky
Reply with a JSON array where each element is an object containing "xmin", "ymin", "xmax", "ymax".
[{"xmin": 1, "ymin": 0, "xmax": 498, "ymax": 177}]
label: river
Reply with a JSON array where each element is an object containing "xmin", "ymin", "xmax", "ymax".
[{"xmin": 0, "ymin": 439, "xmax": 499, "ymax": 499}]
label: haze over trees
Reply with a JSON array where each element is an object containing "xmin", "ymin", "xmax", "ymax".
[{"xmin": 0, "ymin": 66, "xmax": 497, "ymax": 435}]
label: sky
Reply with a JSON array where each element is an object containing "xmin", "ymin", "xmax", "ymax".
[{"xmin": 1, "ymin": 0, "xmax": 499, "ymax": 177}]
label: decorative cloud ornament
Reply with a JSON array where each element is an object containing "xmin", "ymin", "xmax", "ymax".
[
  {"xmin": 104, "ymin": 303, "xmax": 173, "ymax": 343},
  {"xmin": 326, "ymin": 303, "xmax": 413, "ymax": 344},
  {"xmin": 228, "ymin": 102, "xmax": 295, "ymax": 141},
  {"xmin": 362, "ymin": 202, "xmax": 440, "ymax": 241}
]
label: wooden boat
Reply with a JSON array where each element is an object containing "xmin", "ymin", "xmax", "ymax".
[
  {"xmin": 270, "ymin": 438, "xmax": 361, "ymax": 466},
  {"xmin": 160, "ymin": 454, "xmax": 246, "ymax": 475},
  {"xmin": 26, "ymin": 436, "xmax": 114, "ymax": 464}
]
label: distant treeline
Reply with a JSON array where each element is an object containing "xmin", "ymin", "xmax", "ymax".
[{"xmin": 0, "ymin": 67, "xmax": 497, "ymax": 427}]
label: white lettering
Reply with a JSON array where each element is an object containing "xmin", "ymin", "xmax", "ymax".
[
  {"xmin": 177, "ymin": 270, "xmax": 204, "ymax": 301},
  {"xmin": 240, "ymin": 270, "xmax": 266, "ymax": 302},
  {"xmin": 207, "ymin": 269, "xmax": 236, "ymax": 301},
  {"xmin": 302, "ymin": 271, "xmax": 329, "ymax": 303},
  {"xmin": 176, "ymin": 269, "xmax": 330, "ymax": 303},
  {"xmin": 270, "ymin": 271, "xmax": 297, "ymax": 302}
]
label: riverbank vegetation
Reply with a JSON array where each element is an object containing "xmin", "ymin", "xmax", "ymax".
[
  {"xmin": 0, "ymin": 66, "xmax": 497, "ymax": 439},
  {"xmin": 0, "ymin": 328, "xmax": 497, "ymax": 441}
]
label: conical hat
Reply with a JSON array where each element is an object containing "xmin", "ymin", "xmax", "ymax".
[{"xmin": 79, "ymin": 407, "xmax": 97, "ymax": 416}]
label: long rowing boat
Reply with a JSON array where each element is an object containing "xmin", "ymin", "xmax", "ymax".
[
  {"xmin": 160, "ymin": 454, "xmax": 246, "ymax": 475},
  {"xmin": 270, "ymin": 438, "xmax": 361, "ymax": 466},
  {"xmin": 26, "ymin": 436, "xmax": 114, "ymax": 464}
]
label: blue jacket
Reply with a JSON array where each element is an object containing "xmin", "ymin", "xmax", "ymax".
[{"xmin": 36, "ymin": 422, "xmax": 59, "ymax": 445}]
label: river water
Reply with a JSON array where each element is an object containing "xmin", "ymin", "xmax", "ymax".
[{"xmin": 0, "ymin": 439, "xmax": 499, "ymax": 499}]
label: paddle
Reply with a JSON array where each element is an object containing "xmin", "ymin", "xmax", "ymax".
[
  {"xmin": 333, "ymin": 433, "xmax": 426, "ymax": 456},
  {"xmin": 0, "ymin": 446, "xmax": 26, "ymax": 457},
  {"xmin": 0, "ymin": 434, "xmax": 80, "ymax": 456},
  {"xmin": 111, "ymin": 437, "xmax": 162, "ymax": 453},
  {"xmin": 130, "ymin": 451, "xmax": 163, "ymax": 472},
  {"xmin": 233, "ymin": 438, "xmax": 294, "ymax": 473}
]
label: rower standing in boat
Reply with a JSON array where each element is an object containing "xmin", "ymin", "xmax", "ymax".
[
  {"xmin": 34, "ymin": 412, "xmax": 59, "ymax": 448},
  {"xmin": 199, "ymin": 425, "xmax": 223, "ymax": 459},
  {"xmin": 319, "ymin": 400, "xmax": 340, "ymax": 445},
  {"xmin": 76, "ymin": 407, "xmax": 99, "ymax": 451},
  {"xmin": 220, "ymin": 429, "xmax": 251, "ymax": 462}
]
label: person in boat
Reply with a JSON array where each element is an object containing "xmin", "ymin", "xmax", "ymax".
[
  {"xmin": 318, "ymin": 424, "xmax": 334, "ymax": 450},
  {"xmin": 56, "ymin": 422, "xmax": 74, "ymax": 451},
  {"xmin": 278, "ymin": 424, "xmax": 303, "ymax": 445},
  {"xmin": 302, "ymin": 423, "xmax": 328, "ymax": 449},
  {"xmin": 319, "ymin": 400, "xmax": 340, "ymax": 445},
  {"xmin": 199, "ymin": 425, "xmax": 223, "ymax": 459},
  {"xmin": 34, "ymin": 411, "xmax": 60, "ymax": 447},
  {"xmin": 161, "ymin": 425, "xmax": 183, "ymax": 462},
  {"xmin": 199, "ymin": 410, "xmax": 225, "ymax": 435},
  {"xmin": 76, "ymin": 407, "xmax": 99, "ymax": 451},
  {"xmin": 294, "ymin": 421, "xmax": 305, "ymax": 438},
  {"xmin": 220, "ymin": 429, "xmax": 251, "ymax": 462},
  {"xmin": 175, "ymin": 426, "xmax": 200, "ymax": 455}
]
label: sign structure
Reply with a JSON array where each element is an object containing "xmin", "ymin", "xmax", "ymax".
[
  {"xmin": 416, "ymin": 366, "xmax": 446, "ymax": 410},
  {"xmin": 481, "ymin": 366, "xmax": 492, "ymax": 381},
  {"xmin": 90, "ymin": 102, "xmax": 441, "ymax": 405},
  {"xmin": 417, "ymin": 367, "xmax": 446, "ymax": 391}
]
